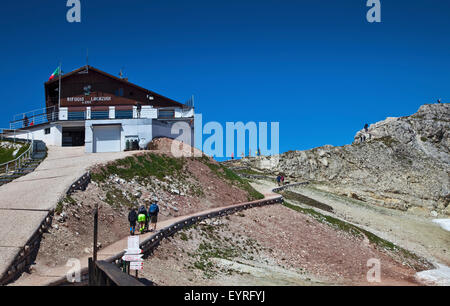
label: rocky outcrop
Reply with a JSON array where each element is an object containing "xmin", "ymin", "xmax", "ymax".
[{"xmin": 229, "ymin": 104, "xmax": 450, "ymax": 215}]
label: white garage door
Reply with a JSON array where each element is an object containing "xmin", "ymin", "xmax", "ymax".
[{"xmin": 94, "ymin": 125, "xmax": 121, "ymax": 153}]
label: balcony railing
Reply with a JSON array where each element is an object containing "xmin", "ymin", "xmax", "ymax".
[
  {"xmin": 10, "ymin": 106, "xmax": 59, "ymax": 130},
  {"xmin": 9, "ymin": 106, "xmax": 195, "ymax": 130}
]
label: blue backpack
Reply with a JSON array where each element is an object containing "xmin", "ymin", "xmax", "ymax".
[{"xmin": 149, "ymin": 203, "xmax": 158, "ymax": 214}]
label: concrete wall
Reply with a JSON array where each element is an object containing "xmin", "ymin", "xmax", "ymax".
[
  {"xmin": 12, "ymin": 124, "xmax": 62, "ymax": 147},
  {"xmin": 85, "ymin": 119, "xmax": 153, "ymax": 153}
]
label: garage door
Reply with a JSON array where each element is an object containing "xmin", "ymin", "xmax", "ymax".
[{"xmin": 93, "ymin": 125, "xmax": 121, "ymax": 153}]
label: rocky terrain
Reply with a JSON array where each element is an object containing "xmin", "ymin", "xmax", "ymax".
[{"xmin": 226, "ymin": 104, "xmax": 450, "ymax": 216}]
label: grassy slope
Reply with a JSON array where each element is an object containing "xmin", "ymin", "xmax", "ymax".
[
  {"xmin": 0, "ymin": 142, "xmax": 30, "ymax": 164},
  {"xmin": 90, "ymin": 153, "xmax": 264, "ymax": 206}
]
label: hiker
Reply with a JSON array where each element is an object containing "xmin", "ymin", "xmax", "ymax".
[
  {"xmin": 128, "ymin": 207, "xmax": 137, "ymax": 236},
  {"xmin": 281, "ymin": 175, "xmax": 285, "ymax": 185},
  {"xmin": 137, "ymin": 204, "xmax": 148, "ymax": 234},
  {"xmin": 364, "ymin": 123, "xmax": 369, "ymax": 133},
  {"xmin": 148, "ymin": 199, "xmax": 160, "ymax": 232},
  {"xmin": 23, "ymin": 115, "xmax": 29, "ymax": 127},
  {"xmin": 276, "ymin": 175, "xmax": 281, "ymax": 186},
  {"xmin": 231, "ymin": 152, "xmax": 234, "ymax": 160},
  {"xmin": 136, "ymin": 102, "xmax": 142, "ymax": 118}
]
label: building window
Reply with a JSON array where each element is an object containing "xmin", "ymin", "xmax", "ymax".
[
  {"xmin": 159, "ymin": 110, "xmax": 175, "ymax": 119},
  {"xmin": 45, "ymin": 128, "xmax": 51, "ymax": 135}
]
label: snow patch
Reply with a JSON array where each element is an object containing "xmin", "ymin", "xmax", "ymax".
[
  {"xmin": 415, "ymin": 264, "xmax": 450, "ymax": 286},
  {"xmin": 432, "ymin": 219, "xmax": 450, "ymax": 232}
]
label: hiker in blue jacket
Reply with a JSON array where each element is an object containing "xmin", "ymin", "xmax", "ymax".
[
  {"xmin": 148, "ymin": 199, "xmax": 160, "ymax": 232},
  {"xmin": 128, "ymin": 207, "xmax": 137, "ymax": 236}
]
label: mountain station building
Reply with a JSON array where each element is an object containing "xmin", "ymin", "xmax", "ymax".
[{"xmin": 4, "ymin": 66, "xmax": 195, "ymax": 153}]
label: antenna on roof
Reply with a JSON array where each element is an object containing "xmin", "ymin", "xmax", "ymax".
[
  {"xmin": 119, "ymin": 67, "xmax": 125, "ymax": 79},
  {"xmin": 86, "ymin": 48, "xmax": 89, "ymax": 72}
]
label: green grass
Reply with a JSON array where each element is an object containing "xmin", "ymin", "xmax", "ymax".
[
  {"xmin": 91, "ymin": 153, "xmax": 185, "ymax": 183},
  {"xmin": 0, "ymin": 142, "xmax": 30, "ymax": 164},
  {"xmin": 55, "ymin": 195, "xmax": 77, "ymax": 214},
  {"xmin": 104, "ymin": 186, "xmax": 135, "ymax": 209},
  {"xmin": 200, "ymin": 157, "xmax": 264, "ymax": 201}
]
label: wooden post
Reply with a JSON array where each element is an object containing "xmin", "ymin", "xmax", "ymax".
[
  {"xmin": 88, "ymin": 257, "xmax": 94, "ymax": 286},
  {"xmin": 93, "ymin": 203, "xmax": 98, "ymax": 263}
]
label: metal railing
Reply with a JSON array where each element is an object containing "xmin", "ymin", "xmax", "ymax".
[
  {"xmin": 10, "ymin": 106, "xmax": 59, "ymax": 130},
  {"xmin": 90, "ymin": 111, "xmax": 110, "ymax": 120},
  {"xmin": 0, "ymin": 138, "xmax": 34, "ymax": 175}
]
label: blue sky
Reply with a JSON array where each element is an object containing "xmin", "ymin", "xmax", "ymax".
[{"xmin": 1, "ymin": 0, "xmax": 449, "ymax": 156}]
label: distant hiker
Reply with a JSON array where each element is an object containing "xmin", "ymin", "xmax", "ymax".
[
  {"xmin": 437, "ymin": 99, "xmax": 441, "ymax": 104},
  {"xmin": 281, "ymin": 175, "xmax": 285, "ymax": 185},
  {"xmin": 128, "ymin": 207, "xmax": 137, "ymax": 236},
  {"xmin": 276, "ymin": 175, "xmax": 281, "ymax": 186},
  {"xmin": 23, "ymin": 115, "xmax": 29, "ymax": 127},
  {"xmin": 136, "ymin": 102, "xmax": 142, "ymax": 118},
  {"xmin": 148, "ymin": 199, "xmax": 160, "ymax": 232},
  {"xmin": 364, "ymin": 123, "xmax": 369, "ymax": 132},
  {"xmin": 257, "ymin": 148, "xmax": 261, "ymax": 157},
  {"xmin": 137, "ymin": 204, "xmax": 148, "ymax": 234},
  {"xmin": 231, "ymin": 153, "xmax": 234, "ymax": 160}
]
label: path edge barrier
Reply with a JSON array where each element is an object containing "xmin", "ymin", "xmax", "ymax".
[{"xmin": 0, "ymin": 210, "xmax": 54, "ymax": 285}]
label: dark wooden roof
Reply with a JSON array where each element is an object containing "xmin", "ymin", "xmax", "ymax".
[{"xmin": 45, "ymin": 65, "xmax": 185, "ymax": 108}]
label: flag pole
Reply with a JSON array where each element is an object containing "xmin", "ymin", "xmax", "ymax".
[{"xmin": 58, "ymin": 62, "xmax": 62, "ymax": 110}]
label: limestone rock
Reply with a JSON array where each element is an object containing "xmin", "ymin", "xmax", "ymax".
[{"xmin": 238, "ymin": 104, "xmax": 450, "ymax": 211}]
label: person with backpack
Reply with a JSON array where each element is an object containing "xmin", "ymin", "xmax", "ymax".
[
  {"xmin": 136, "ymin": 102, "xmax": 142, "ymax": 118},
  {"xmin": 128, "ymin": 207, "xmax": 137, "ymax": 236},
  {"xmin": 137, "ymin": 204, "xmax": 148, "ymax": 234},
  {"xmin": 276, "ymin": 175, "xmax": 281, "ymax": 186},
  {"xmin": 148, "ymin": 199, "xmax": 160, "ymax": 232}
]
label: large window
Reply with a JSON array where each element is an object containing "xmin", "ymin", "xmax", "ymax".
[{"xmin": 159, "ymin": 110, "xmax": 175, "ymax": 119}]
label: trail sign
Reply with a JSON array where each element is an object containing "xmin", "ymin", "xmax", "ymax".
[
  {"xmin": 122, "ymin": 254, "xmax": 144, "ymax": 262},
  {"xmin": 124, "ymin": 235, "xmax": 142, "ymax": 254},
  {"xmin": 124, "ymin": 236, "xmax": 144, "ymax": 271},
  {"xmin": 130, "ymin": 262, "xmax": 144, "ymax": 271}
]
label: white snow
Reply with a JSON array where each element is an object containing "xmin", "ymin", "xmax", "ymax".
[
  {"xmin": 415, "ymin": 264, "xmax": 450, "ymax": 286},
  {"xmin": 432, "ymin": 219, "xmax": 450, "ymax": 232}
]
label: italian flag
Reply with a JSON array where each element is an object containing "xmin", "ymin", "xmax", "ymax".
[{"xmin": 49, "ymin": 67, "xmax": 61, "ymax": 81}]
